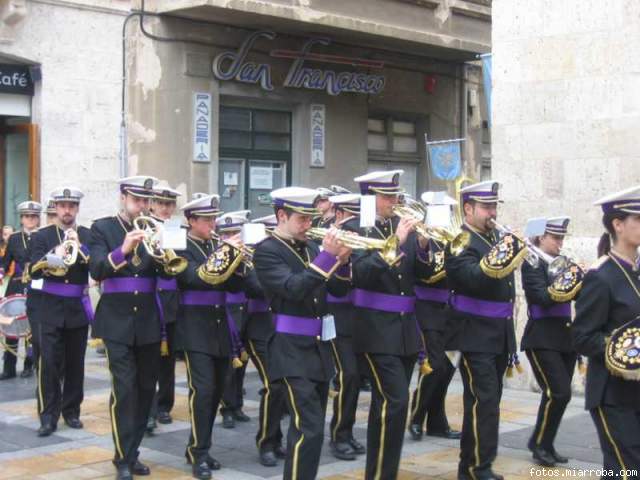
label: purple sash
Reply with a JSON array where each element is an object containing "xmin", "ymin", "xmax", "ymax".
[
  {"xmin": 414, "ymin": 286, "xmax": 450, "ymax": 304},
  {"xmin": 157, "ymin": 278, "xmax": 177, "ymax": 291},
  {"xmin": 529, "ymin": 303, "xmax": 571, "ymax": 319},
  {"xmin": 450, "ymin": 294, "xmax": 513, "ymax": 319},
  {"xmin": 102, "ymin": 277, "xmax": 155, "ymax": 294},
  {"xmin": 273, "ymin": 314, "xmax": 322, "ymax": 336},
  {"xmin": 352, "ymin": 288, "xmax": 415, "ymax": 313},
  {"xmin": 248, "ymin": 299, "xmax": 269, "ymax": 313},
  {"xmin": 41, "ymin": 281, "xmax": 94, "ymax": 324},
  {"xmin": 225, "ymin": 306, "xmax": 246, "ymax": 359},
  {"xmin": 180, "ymin": 290, "xmax": 226, "ymax": 306},
  {"xmin": 327, "ymin": 292, "xmax": 353, "ymax": 304},
  {"xmin": 226, "ymin": 292, "xmax": 247, "ymax": 305}
]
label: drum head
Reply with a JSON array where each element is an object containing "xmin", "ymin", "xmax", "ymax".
[{"xmin": 0, "ymin": 294, "xmax": 30, "ymax": 339}]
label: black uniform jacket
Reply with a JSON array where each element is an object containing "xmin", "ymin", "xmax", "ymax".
[
  {"xmin": 0, "ymin": 231, "xmax": 32, "ymax": 296},
  {"xmin": 344, "ymin": 216, "xmax": 424, "ymax": 356},
  {"xmin": 573, "ymin": 253, "xmax": 640, "ymax": 410},
  {"xmin": 89, "ymin": 215, "xmax": 171, "ymax": 346},
  {"xmin": 243, "ymin": 266, "xmax": 274, "ymax": 341},
  {"xmin": 174, "ymin": 235, "xmax": 242, "ymax": 357},
  {"xmin": 521, "ymin": 261, "xmax": 573, "ymax": 352},
  {"xmin": 445, "ymin": 224, "xmax": 517, "ymax": 354},
  {"xmin": 253, "ymin": 232, "xmax": 350, "ymax": 382},
  {"xmin": 415, "ymin": 239, "xmax": 451, "ymax": 332},
  {"xmin": 28, "ymin": 224, "xmax": 92, "ymax": 329}
]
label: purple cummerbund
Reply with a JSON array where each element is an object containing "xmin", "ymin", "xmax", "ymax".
[
  {"xmin": 273, "ymin": 314, "xmax": 322, "ymax": 336},
  {"xmin": 42, "ymin": 281, "xmax": 86, "ymax": 297},
  {"xmin": 529, "ymin": 303, "xmax": 571, "ymax": 319},
  {"xmin": 248, "ymin": 299, "xmax": 269, "ymax": 313},
  {"xmin": 180, "ymin": 290, "xmax": 226, "ymax": 306},
  {"xmin": 226, "ymin": 292, "xmax": 247, "ymax": 305},
  {"xmin": 352, "ymin": 288, "xmax": 416, "ymax": 313},
  {"xmin": 451, "ymin": 294, "xmax": 513, "ymax": 319},
  {"xmin": 327, "ymin": 292, "xmax": 353, "ymax": 304},
  {"xmin": 414, "ymin": 286, "xmax": 450, "ymax": 305},
  {"xmin": 157, "ymin": 278, "xmax": 177, "ymax": 291},
  {"xmin": 102, "ymin": 277, "xmax": 156, "ymax": 294}
]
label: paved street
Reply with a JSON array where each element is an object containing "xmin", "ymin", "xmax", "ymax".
[{"xmin": 0, "ymin": 347, "xmax": 604, "ymax": 479}]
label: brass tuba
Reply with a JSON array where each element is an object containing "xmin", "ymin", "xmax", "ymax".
[
  {"xmin": 133, "ymin": 216, "xmax": 188, "ymax": 275},
  {"xmin": 29, "ymin": 229, "xmax": 80, "ymax": 278}
]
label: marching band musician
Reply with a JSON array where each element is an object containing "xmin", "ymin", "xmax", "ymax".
[
  {"xmin": 573, "ymin": 187, "xmax": 640, "ymax": 475},
  {"xmin": 45, "ymin": 199, "xmax": 58, "ymax": 225},
  {"xmin": 312, "ymin": 187, "xmax": 336, "ymax": 229},
  {"xmin": 521, "ymin": 216, "xmax": 582, "ymax": 466},
  {"xmin": 147, "ymin": 185, "xmax": 182, "ymax": 432},
  {"xmin": 325, "ymin": 192, "xmax": 367, "ymax": 461},
  {"xmin": 445, "ymin": 180, "xmax": 526, "ymax": 480},
  {"xmin": 245, "ymin": 213, "xmax": 287, "ymax": 467},
  {"xmin": 89, "ymin": 175, "xmax": 178, "ymax": 480},
  {"xmin": 347, "ymin": 170, "xmax": 426, "ymax": 480},
  {"xmin": 174, "ymin": 194, "xmax": 246, "ymax": 480},
  {"xmin": 0, "ymin": 201, "xmax": 41, "ymax": 380},
  {"xmin": 217, "ymin": 209, "xmax": 252, "ymax": 429},
  {"xmin": 409, "ymin": 192, "xmax": 461, "ymax": 442},
  {"xmin": 253, "ymin": 187, "xmax": 352, "ymax": 480},
  {"xmin": 27, "ymin": 187, "xmax": 92, "ymax": 437}
]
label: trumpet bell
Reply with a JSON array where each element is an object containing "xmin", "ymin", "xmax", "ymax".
[
  {"xmin": 449, "ymin": 230, "xmax": 471, "ymax": 256},
  {"xmin": 164, "ymin": 249, "xmax": 188, "ymax": 275}
]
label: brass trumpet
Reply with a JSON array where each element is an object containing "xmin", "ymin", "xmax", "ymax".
[
  {"xmin": 210, "ymin": 231, "xmax": 254, "ymax": 268},
  {"xmin": 306, "ymin": 227, "xmax": 399, "ymax": 265},
  {"xmin": 392, "ymin": 202, "xmax": 456, "ymax": 245},
  {"xmin": 133, "ymin": 216, "xmax": 188, "ymax": 275},
  {"xmin": 29, "ymin": 229, "xmax": 80, "ymax": 278}
]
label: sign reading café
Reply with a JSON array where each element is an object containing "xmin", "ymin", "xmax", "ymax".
[{"xmin": 212, "ymin": 30, "xmax": 386, "ymax": 96}]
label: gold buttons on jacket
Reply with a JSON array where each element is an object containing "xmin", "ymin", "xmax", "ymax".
[
  {"xmin": 134, "ymin": 290, "xmax": 138, "ymax": 295},
  {"xmin": 64, "ymin": 279, "xmax": 69, "ymax": 284},
  {"xmin": 133, "ymin": 306, "xmax": 138, "ymax": 312},
  {"xmin": 316, "ymin": 336, "xmax": 321, "ymax": 341}
]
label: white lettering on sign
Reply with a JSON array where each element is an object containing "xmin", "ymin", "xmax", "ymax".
[
  {"xmin": 193, "ymin": 92, "xmax": 212, "ymax": 163},
  {"xmin": 310, "ymin": 104, "xmax": 325, "ymax": 168}
]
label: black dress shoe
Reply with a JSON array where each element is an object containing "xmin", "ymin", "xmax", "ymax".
[
  {"xmin": 192, "ymin": 461, "xmax": 212, "ymax": 480},
  {"xmin": 349, "ymin": 437, "xmax": 365, "ymax": 454},
  {"xmin": 233, "ymin": 409, "xmax": 250, "ymax": 422},
  {"xmin": 130, "ymin": 460, "xmax": 150, "ymax": 475},
  {"xmin": 115, "ymin": 464, "xmax": 133, "ymax": 480},
  {"xmin": 146, "ymin": 416, "xmax": 157, "ymax": 433},
  {"xmin": 550, "ymin": 449, "xmax": 569, "ymax": 463},
  {"xmin": 259, "ymin": 450, "xmax": 278, "ymax": 467},
  {"xmin": 157, "ymin": 411, "xmax": 172, "ymax": 424},
  {"xmin": 359, "ymin": 378, "xmax": 372, "ymax": 392},
  {"xmin": 427, "ymin": 428, "xmax": 462, "ymax": 440},
  {"xmin": 274, "ymin": 444, "xmax": 286, "ymax": 459},
  {"xmin": 531, "ymin": 446, "xmax": 556, "ymax": 467},
  {"xmin": 222, "ymin": 412, "xmax": 235, "ymax": 429},
  {"xmin": 20, "ymin": 367, "xmax": 33, "ymax": 378},
  {"xmin": 330, "ymin": 441, "xmax": 356, "ymax": 461},
  {"xmin": 0, "ymin": 371, "xmax": 16, "ymax": 381},
  {"xmin": 186, "ymin": 454, "xmax": 221, "ymax": 470},
  {"xmin": 64, "ymin": 417, "xmax": 83, "ymax": 429},
  {"xmin": 409, "ymin": 423, "xmax": 423, "ymax": 441},
  {"xmin": 37, "ymin": 423, "xmax": 56, "ymax": 437}
]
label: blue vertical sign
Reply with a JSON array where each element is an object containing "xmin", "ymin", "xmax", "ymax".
[{"xmin": 480, "ymin": 53, "xmax": 492, "ymax": 127}]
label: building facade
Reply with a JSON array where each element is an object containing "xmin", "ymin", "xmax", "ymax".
[{"xmin": 492, "ymin": 0, "xmax": 640, "ymax": 390}]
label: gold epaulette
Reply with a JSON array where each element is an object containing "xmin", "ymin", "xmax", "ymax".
[{"xmin": 197, "ymin": 244, "xmax": 244, "ymax": 285}]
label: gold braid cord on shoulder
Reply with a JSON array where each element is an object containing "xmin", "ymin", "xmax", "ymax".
[
  {"xmin": 479, "ymin": 235, "xmax": 528, "ymax": 279},
  {"xmin": 197, "ymin": 244, "xmax": 244, "ymax": 285}
]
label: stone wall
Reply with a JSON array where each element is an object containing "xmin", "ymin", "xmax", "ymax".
[{"xmin": 492, "ymin": 0, "xmax": 640, "ymax": 392}]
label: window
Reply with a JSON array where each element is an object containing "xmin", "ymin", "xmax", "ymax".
[
  {"xmin": 367, "ymin": 117, "xmax": 418, "ymax": 154},
  {"xmin": 220, "ymin": 107, "xmax": 290, "ymax": 152}
]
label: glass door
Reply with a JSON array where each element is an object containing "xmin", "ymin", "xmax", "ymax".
[
  {"xmin": 218, "ymin": 157, "xmax": 245, "ymax": 213},
  {"xmin": 247, "ymin": 159, "xmax": 287, "ymax": 218}
]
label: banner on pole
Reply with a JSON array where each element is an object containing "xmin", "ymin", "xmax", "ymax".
[{"xmin": 426, "ymin": 137, "xmax": 464, "ymax": 181}]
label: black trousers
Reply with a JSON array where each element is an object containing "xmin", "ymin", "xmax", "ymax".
[
  {"xmin": 526, "ymin": 349, "xmax": 576, "ymax": 450},
  {"xmin": 282, "ymin": 376, "xmax": 329, "ymax": 480},
  {"xmin": 458, "ymin": 351, "xmax": 508, "ymax": 478},
  {"xmin": 410, "ymin": 328, "xmax": 455, "ymax": 432},
  {"xmin": 2, "ymin": 338, "xmax": 33, "ymax": 374},
  {"xmin": 591, "ymin": 405, "xmax": 640, "ymax": 476},
  {"xmin": 361, "ymin": 353, "xmax": 416, "ymax": 480},
  {"xmin": 104, "ymin": 340, "xmax": 159, "ymax": 466},
  {"xmin": 150, "ymin": 322, "xmax": 176, "ymax": 417},
  {"xmin": 36, "ymin": 323, "xmax": 88, "ymax": 424},
  {"xmin": 247, "ymin": 338, "xmax": 285, "ymax": 452},
  {"xmin": 184, "ymin": 351, "xmax": 229, "ymax": 464},
  {"xmin": 220, "ymin": 361, "xmax": 247, "ymax": 413},
  {"xmin": 329, "ymin": 336, "xmax": 360, "ymax": 444}
]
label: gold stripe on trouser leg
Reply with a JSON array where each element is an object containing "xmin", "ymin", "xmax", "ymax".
[
  {"xmin": 248, "ymin": 339, "xmax": 270, "ymax": 448},
  {"xmin": 184, "ymin": 352, "xmax": 199, "ymax": 464},
  {"xmin": 410, "ymin": 331, "xmax": 428, "ymax": 422},
  {"xmin": 364, "ymin": 353, "xmax": 388, "ymax": 480},
  {"xmin": 330, "ymin": 340, "xmax": 344, "ymax": 442},
  {"xmin": 103, "ymin": 345, "xmax": 124, "ymax": 460},
  {"xmin": 462, "ymin": 356, "xmax": 480, "ymax": 480},
  {"xmin": 37, "ymin": 354, "xmax": 44, "ymax": 414},
  {"xmin": 529, "ymin": 351, "xmax": 552, "ymax": 446},
  {"xmin": 284, "ymin": 378, "xmax": 304, "ymax": 480},
  {"xmin": 597, "ymin": 407, "xmax": 628, "ymax": 480}
]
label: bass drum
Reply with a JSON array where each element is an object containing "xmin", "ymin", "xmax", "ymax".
[{"xmin": 0, "ymin": 294, "xmax": 30, "ymax": 340}]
